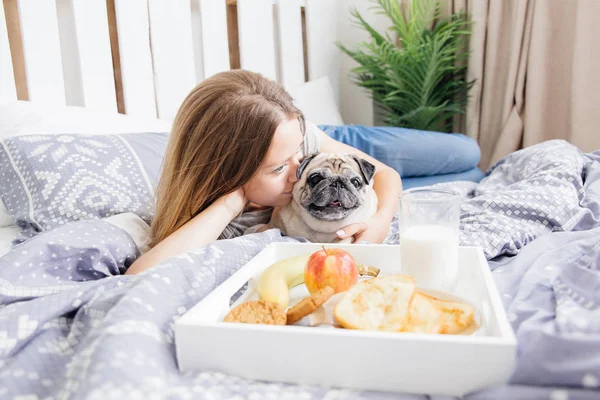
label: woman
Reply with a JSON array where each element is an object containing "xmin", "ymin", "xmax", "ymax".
[{"xmin": 127, "ymin": 70, "xmax": 401, "ymax": 274}]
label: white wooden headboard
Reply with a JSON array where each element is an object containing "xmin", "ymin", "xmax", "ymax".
[{"xmin": 0, "ymin": 0, "xmax": 339, "ymax": 121}]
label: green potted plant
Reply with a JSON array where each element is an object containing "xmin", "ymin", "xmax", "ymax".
[{"xmin": 337, "ymin": 0, "xmax": 474, "ymax": 132}]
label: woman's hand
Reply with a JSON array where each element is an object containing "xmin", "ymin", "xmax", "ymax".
[{"xmin": 336, "ymin": 212, "xmax": 392, "ymax": 244}]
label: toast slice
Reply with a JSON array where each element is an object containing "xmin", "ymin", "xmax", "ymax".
[
  {"xmin": 431, "ymin": 296, "xmax": 475, "ymax": 334},
  {"xmin": 404, "ymin": 292, "xmax": 445, "ymax": 334},
  {"xmin": 404, "ymin": 293, "xmax": 475, "ymax": 334},
  {"xmin": 334, "ymin": 275, "xmax": 416, "ymax": 331}
]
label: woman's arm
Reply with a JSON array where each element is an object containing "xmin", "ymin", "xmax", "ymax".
[
  {"xmin": 317, "ymin": 130, "xmax": 402, "ymax": 242},
  {"xmin": 125, "ymin": 190, "xmax": 246, "ymax": 275}
]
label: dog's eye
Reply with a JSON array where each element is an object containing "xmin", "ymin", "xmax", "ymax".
[
  {"xmin": 351, "ymin": 177, "xmax": 362, "ymax": 188},
  {"xmin": 308, "ymin": 174, "xmax": 323, "ymax": 187}
]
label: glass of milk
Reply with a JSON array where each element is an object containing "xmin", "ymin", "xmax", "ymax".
[{"xmin": 398, "ymin": 189, "xmax": 461, "ymax": 292}]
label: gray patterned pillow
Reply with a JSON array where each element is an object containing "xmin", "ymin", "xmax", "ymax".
[{"xmin": 0, "ymin": 132, "xmax": 168, "ymax": 235}]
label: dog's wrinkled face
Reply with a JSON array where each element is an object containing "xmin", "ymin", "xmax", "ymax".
[{"xmin": 293, "ymin": 153, "xmax": 376, "ymax": 221}]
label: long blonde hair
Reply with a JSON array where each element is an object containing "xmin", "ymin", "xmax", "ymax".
[{"xmin": 151, "ymin": 70, "xmax": 305, "ymax": 246}]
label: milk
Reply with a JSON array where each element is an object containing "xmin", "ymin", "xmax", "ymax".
[{"xmin": 399, "ymin": 224, "xmax": 459, "ymax": 292}]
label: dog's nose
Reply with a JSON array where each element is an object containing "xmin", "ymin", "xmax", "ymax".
[{"xmin": 332, "ymin": 180, "xmax": 346, "ymax": 190}]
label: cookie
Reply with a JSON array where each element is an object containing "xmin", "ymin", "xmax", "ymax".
[
  {"xmin": 223, "ymin": 300, "xmax": 287, "ymax": 325},
  {"xmin": 286, "ymin": 286, "xmax": 335, "ymax": 325}
]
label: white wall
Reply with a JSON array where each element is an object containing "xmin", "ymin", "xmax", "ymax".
[{"xmin": 336, "ymin": 0, "xmax": 390, "ymax": 126}]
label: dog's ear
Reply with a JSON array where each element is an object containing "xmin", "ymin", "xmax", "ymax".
[
  {"xmin": 351, "ymin": 155, "xmax": 376, "ymax": 185},
  {"xmin": 297, "ymin": 153, "xmax": 318, "ymax": 180}
]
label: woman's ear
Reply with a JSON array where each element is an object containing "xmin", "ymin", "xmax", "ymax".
[{"xmin": 296, "ymin": 153, "xmax": 319, "ymax": 180}]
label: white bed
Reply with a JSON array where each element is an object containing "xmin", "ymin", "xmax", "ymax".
[
  {"xmin": 2, "ymin": 3, "xmax": 600, "ymax": 400},
  {"xmin": 0, "ymin": 0, "xmax": 343, "ymax": 255}
]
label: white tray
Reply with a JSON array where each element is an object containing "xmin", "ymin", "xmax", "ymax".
[{"xmin": 174, "ymin": 243, "xmax": 517, "ymax": 397}]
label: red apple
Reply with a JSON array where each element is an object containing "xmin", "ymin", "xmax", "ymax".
[{"xmin": 305, "ymin": 247, "xmax": 359, "ymax": 294}]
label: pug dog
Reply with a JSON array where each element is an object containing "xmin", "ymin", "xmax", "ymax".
[{"xmin": 268, "ymin": 153, "xmax": 378, "ymax": 243}]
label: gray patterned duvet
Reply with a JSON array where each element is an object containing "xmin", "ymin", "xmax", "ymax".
[{"xmin": 1, "ymin": 140, "xmax": 599, "ymax": 399}]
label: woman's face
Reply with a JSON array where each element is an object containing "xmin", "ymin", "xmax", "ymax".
[{"xmin": 244, "ymin": 118, "xmax": 305, "ymax": 207}]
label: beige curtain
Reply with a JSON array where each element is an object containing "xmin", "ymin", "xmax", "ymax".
[{"xmin": 442, "ymin": 0, "xmax": 600, "ymax": 170}]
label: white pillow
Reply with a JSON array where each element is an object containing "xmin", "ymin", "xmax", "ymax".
[
  {"xmin": 287, "ymin": 77, "xmax": 344, "ymax": 126},
  {"xmin": 0, "ymin": 101, "xmax": 172, "ymax": 139},
  {"xmin": 104, "ymin": 212, "xmax": 151, "ymax": 255}
]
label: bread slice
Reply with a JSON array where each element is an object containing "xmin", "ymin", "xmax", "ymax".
[
  {"xmin": 334, "ymin": 275, "xmax": 416, "ymax": 332},
  {"xmin": 404, "ymin": 293, "xmax": 475, "ymax": 334},
  {"xmin": 431, "ymin": 296, "xmax": 475, "ymax": 334},
  {"xmin": 404, "ymin": 292, "xmax": 445, "ymax": 334}
]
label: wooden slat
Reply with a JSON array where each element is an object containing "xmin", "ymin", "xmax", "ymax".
[
  {"xmin": 275, "ymin": 0, "xmax": 305, "ymax": 89},
  {"xmin": 0, "ymin": 1, "xmax": 17, "ymax": 102},
  {"xmin": 15, "ymin": 0, "xmax": 66, "ymax": 104},
  {"xmin": 148, "ymin": 0, "xmax": 196, "ymax": 121},
  {"xmin": 305, "ymin": 0, "xmax": 339, "ymax": 104},
  {"xmin": 3, "ymin": 0, "xmax": 27, "ymax": 100},
  {"xmin": 199, "ymin": 0, "xmax": 231, "ymax": 79},
  {"xmin": 112, "ymin": 0, "xmax": 157, "ymax": 118},
  {"xmin": 62, "ymin": 0, "xmax": 117, "ymax": 112},
  {"xmin": 226, "ymin": 0, "xmax": 240, "ymax": 69},
  {"xmin": 237, "ymin": 0, "xmax": 277, "ymax": 81},
  {"xmin": 106, "ymin": 0, "xmax": 125, "ymax": 114}
]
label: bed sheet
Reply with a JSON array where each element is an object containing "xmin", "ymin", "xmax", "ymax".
[{"xmin": 1, "ymin": 140, "xmax": 599, "ymax": 399}]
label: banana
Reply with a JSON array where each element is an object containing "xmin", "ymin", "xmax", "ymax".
[{"xmin": 257, "ymin": 254, "xmax": 310, "ymax": 309}]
